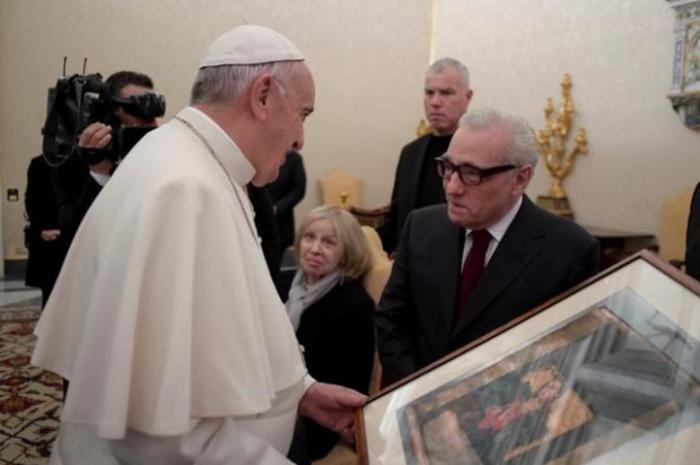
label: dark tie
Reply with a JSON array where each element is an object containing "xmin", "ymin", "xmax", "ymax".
[{"xmin": 455, "ymin": 229, "xmax": 491, "ymax": 321}]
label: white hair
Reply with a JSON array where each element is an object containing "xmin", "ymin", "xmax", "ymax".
[
  {"xmin": 428, "ymin": 57, "xmax": 470, "ymax": 89},
  {"xmin": 190, "ymin": 60, "xmax": 299, "ymax": 105},
  {"xmin": 460, "ymin": 109, "xmax": 538, "ymax": 167}
]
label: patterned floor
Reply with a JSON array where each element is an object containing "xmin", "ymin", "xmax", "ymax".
[{"xmin": 0, "ymin": 281, "xmax": 60, "ymax": 465}]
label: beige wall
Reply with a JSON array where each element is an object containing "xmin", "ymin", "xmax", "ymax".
[
  {"xmin": 0, "ymin": 0, "xmax": 430, "ymax": 260},
  {"xmin": 2, "ymin": 0, "xmax": 697, "ymax": 262},
  {"xmin": 437, "ymin": 0, "xmax": 700, "ymax": 234}
]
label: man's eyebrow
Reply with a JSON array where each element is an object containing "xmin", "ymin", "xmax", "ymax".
[{"xmin": 425, "ymin": 86, "xmax": 456, "ymax": 93}]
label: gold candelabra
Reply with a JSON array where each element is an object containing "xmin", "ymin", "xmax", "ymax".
[
  {"xmin": 416, "ymin": 118, "xmax": 431, "ymax": 137},
  {"xmin": 535, "ymin": 74, "xmax": 588, "ymax": 218}
]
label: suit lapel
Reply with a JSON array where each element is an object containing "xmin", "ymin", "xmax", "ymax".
[
  {"xmin": 431, "ymin": 219, "xmax": 465, "ymax": 337},
  {"xmin": 452, "ymin": 197, "xmax": 545, "ymax": 334}
]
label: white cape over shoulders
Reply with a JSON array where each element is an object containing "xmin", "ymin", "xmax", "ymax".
[{"xmin": 32, "ymin": 107, "xmax": 306, "ymax": 440}]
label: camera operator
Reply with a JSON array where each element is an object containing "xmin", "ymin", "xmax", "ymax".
[{"xmin": 52, "ymin": 71, "xmax": 160, "ymax": 265}]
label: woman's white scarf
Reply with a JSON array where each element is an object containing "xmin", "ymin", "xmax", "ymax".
[{"xmin": 286, "ymin": 269, "xmax": 341, "ymax": 331}]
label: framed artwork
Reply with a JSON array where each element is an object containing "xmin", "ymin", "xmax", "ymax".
[{"xmin": 357, "ymin": 251, "xmax": 700, "ymax": 465}]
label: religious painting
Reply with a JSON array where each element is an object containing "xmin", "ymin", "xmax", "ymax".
[
  {"xmin": 357, "ymin": 252, "xmax": 700, "ymax": 465},
  {"xmin": 397, "ymin": 291, "xmax": 700, "ymax": 465}
]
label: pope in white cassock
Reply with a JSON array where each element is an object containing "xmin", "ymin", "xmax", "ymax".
[{"xmin": 31, "ymin": 25, "xmax": 365, "ymax": 464}]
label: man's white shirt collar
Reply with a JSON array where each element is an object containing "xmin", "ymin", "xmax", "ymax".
[
  {"xmin": 89, "ymin": 171, "xmax": 111, "ymax": 187},
  {"xmin": 462, "ymin": 196, "xmax": 523, "ymax": 265},
  {"xmin": 469, "ymin": 195, "xmax": 524, "ymax": 244}
]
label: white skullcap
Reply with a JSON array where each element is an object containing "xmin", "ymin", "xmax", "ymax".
[{"xmin": 201, "ymin": 25, "xmax": 304, "ymax": 68}]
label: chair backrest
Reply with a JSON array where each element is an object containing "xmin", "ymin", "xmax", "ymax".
[
  {"xmin": 350, "ymin": 204, "xmax": 390, "ymax": 229},
  {"xmin": 361, "ymin": 226, "xmax": 393, "ymax": 305},
  {"xmin": 319, "ymin": 169, "xmax": 362, "ymax": 208},
  {"xmin": 658, "ymin": 187, "xmax": 694, "ymax": 262}
]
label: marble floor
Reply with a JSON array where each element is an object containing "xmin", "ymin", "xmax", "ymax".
[{"xmin": 0, "ymin": 278, "xmax": 41, "ymax": 312}]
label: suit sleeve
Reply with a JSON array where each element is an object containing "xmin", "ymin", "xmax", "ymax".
[
  {"xmin": 52, "ymin": 155, "xmax": 85, "ymax": 231},
  {"xmin": 560, "ymin": 230, "xmax": 599, "ymax": 292},
  {"xmin": 248, "ymin": 185, "xmax": 282, "ymax": 280},
  {"xmin": 273, "ymin": 153, "xmax": 306, "ymax": 215},
  {"xmin": 376, "ymin": 148, "xmax": 406, "ymax": 254},
  {"xmin": 686, "ymin": 182, "xmax": 700, "ymax": 281},
  {"xmin": 52, "ymin": 155, "xmax": 102, "ymax": 253},
  {"xmin": 375, "ymin": 212, "xmax": 418, "ymax": 383},
  {"xmin": 25, "ymin": 158, "xmax": 47, "ymax": 244},
  {"xmin": 61, "ymin": 177, "xmax": 102, "ymax": 253}
]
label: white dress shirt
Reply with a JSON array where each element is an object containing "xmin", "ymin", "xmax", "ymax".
[{"xmin": 461, "ymin": 196, "xmax": 523, "ymax": 267}]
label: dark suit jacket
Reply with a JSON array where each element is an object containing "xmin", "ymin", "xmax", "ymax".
[
  {"xmin": 376, "ymin": 196, "xmax": 599, "ymax": 383},
  {"xmin": 378, "ymin": 135, "xmax": 443, "ymax": 254},
  {"xmin": 248, "ymin": 184, "xmax": 282, "ymax": 280},
  {"xmin": 268, "ymin": 151, "xmax": 306, "ymax": 249},
  {"xmin": 686, "ymin": 182, "xmax": 700, "ymax": 281},
  {"xmin": 24, "ymin": 155, "xmax": 62, "ymax": 297},
  {"xmin": 52, "ymin": 154, "xmax": 104, "ymax": 264}
]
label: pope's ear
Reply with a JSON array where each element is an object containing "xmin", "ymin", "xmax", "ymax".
[{"xmin": 249, "ymin": 72, "xmax": 273, "ymax": 120}]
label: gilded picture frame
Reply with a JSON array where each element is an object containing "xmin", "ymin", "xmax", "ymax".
[{"xmin": 356, "ymin": 251, "xmax": 700, "ymax": 465}]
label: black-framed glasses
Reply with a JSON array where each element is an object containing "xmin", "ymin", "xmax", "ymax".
[{"xmin": 435, "ymin": 155, "xmax": 516, "ymax": 186}]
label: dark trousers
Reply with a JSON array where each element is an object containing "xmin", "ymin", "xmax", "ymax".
[{"xmin": 287, "ymin": 416, "xmax": 339, "ymax": 463}]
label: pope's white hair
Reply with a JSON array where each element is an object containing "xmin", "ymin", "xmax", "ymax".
[
  {"xmin": 460, "ymin": 109, "xmax": 538, "ymax": 167},
  {"xmin": 190, "ymin": 60, "xmax": 299, "ymax": 105}
]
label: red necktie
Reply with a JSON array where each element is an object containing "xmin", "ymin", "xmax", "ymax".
[{"xmin": 455, "ymin": 229, "xmax": 491, "ymax": 320}]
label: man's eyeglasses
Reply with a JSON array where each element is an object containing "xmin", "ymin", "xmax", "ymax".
[{"xmin": 435, "ymin": 155, "xmax": 516, "ymax": 186}]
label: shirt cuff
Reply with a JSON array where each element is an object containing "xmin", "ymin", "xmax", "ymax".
[{"xmin": 303, "ymin": 373, "xmax": 316, "ymax": 393}]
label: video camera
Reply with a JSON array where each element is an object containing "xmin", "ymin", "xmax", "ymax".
[{"xmin": 42, "ymin": 72, "xmax": 165, "ymax": 166}]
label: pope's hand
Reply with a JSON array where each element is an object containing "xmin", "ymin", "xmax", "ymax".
[{"xmin": 298, "ymin": 382, "xmax": 367, "ymax": 443}]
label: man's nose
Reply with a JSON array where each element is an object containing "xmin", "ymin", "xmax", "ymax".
[
  {"xmin": 444, "ymin": 171, "xmax": 463, "ymax": 193},
  {"xmin": 292, "ymin": 129, "xmax": 305, "ymax": 151},
  {"xmin": 428, "ymin": 94, "xmax": 442, "ymax": 107}
]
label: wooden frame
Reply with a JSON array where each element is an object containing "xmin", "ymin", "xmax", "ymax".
[{"xmin": 356, "ymin": 251, "xmax": 700, "ymax": 465}]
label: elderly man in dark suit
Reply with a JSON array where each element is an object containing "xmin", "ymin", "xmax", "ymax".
[
  {"xmin": 378, "ymin": 58, "xmax": 473, "ymax": 254},
  {"xmin": 376, "ymin": 109, "xmax": 599, "ymax": 384}
]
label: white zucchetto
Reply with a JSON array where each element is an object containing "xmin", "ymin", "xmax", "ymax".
[{"xmin": 201, "ymin": 24, "xmax": 304, "ymax": 67}]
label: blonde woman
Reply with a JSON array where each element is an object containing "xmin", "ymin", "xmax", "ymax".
[{"xmin": 283, "ymin": 205, "xmax": 375, "ymax": 461}]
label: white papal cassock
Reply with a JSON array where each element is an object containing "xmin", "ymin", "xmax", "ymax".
[{"xmin": 32, "ymin": 107, "xmax": 309, "ymax": 464}]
